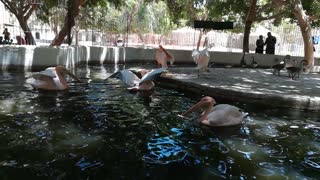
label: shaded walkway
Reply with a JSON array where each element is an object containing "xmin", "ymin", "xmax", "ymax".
[{"xmin": 158, "ymin": 67, "xmax": 320, "ymax": 111}]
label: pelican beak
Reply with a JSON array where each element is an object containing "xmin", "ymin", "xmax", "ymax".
[
  {"xmin": 64, "ymin": 69, "xmax": 82, "ymax": 83},
  {"xmin": 181, "ymin": 101, "xmax": 204, "ymax": 117}
]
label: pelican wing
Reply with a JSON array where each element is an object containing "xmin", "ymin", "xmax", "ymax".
[
  {"xmin": 26, "ymin": 77, "xmax": 47, "ymax": 88},
  {"xmin": 192, "ymin": 48, "xmax": 210, "ymax": 65},
  {"xmin": 108, "ymin": 70, "xmax": 140, "ymax": 87},
  {"xmin": 192, "ymin": 50, "xmax": 200, "ymax": 64},
  {"xmin": 199, "ymin": 48, "xmax": 210, "ymax": 58},
  {"xmin": 206, "ymin": 104, "xmax": 244, "ymax": 126},
  {"xmin": 27, "ymin": 67, "xmax": 57, "ymax": 88},
  {"xmin": 139, "ymin": 68, "xmax": 167, "ymax": 85},
  {"xmin": 32, "ymin": 67, "xmax": 57, "ymax": 79}
]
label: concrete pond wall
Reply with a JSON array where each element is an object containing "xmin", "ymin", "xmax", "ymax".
[{"xmin": 0, "ymin": 45, "xmax": 319, "ymax": 72}]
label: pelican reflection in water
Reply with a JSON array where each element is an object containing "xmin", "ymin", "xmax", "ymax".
[{"xmin": 27, "ymin": 65, "xmax": 81, "ymax": 91}]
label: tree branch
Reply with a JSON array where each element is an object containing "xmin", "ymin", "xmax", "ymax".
[
  {"xmin": 256, "ymin": 11, "xmax": 287, "ymax": 21},
  {"xmin": 24, "ymin": 5, "xmax": 36, "ymax": 20},
  {"xmin": 0, "ymin": 0, "xmax": 17, "ymax": 15},
  {"xmin": 255, "ymin": 0, "xmax": 291, "ymax": 21},
  {"xmin": 22, "ymin": 4, "xmax": 32, "ymax": 16},
  {"xmin": 257, "ymin": 0, "xmax": 290, "ymax": 14},
  {"xmin": 309, "ymin": 15, "xmax": 319, "ymax": 21},
  {"xmin": 272, "ymin": 0, "xmax": 291, "ymax": 6}
]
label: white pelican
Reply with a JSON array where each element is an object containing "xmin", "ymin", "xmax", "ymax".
[
  {"xmin": 108, "ymin": 68, "xmax": 167, "ymax": 93},
  {"xmin": 192, "ymin": 32, "xmax": 213, "ymax": 72},
  {"xmin": 182, "ymin": 96, "xmax": 247, "ymax": 127},
  {"xmin": 155, "ymin": 45, "xmax": 174, "ymax": 68},
  {"xmin": 26, "ymin": 65, "xmax": 81, "ymax": 91}
]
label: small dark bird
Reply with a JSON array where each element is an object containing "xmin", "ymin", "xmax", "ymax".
[
  {"xmin": 272, "ymin": 55, "xmax": 290, "ymax": 76},
  {"xmin": 272, "ymin": 60, "xmax": 286, "ymax": 76},
  {"xmin": 286, "ymin": 60, "xmax": 307, "ymax": 80},
  {"xmin": 251, "ymin": 56, "xmax": 258, "ymax": 68}
]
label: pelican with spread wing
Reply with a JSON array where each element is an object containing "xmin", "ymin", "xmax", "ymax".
[
  {"xmin": 108, "ymin": 68, "xmax": 167, "ymax": 92},
  {"xmin": 26, "ymin": 65, "xmax": 81, "ymax": 91}
]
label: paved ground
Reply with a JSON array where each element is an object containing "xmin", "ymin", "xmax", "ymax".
[{"xmin": 158, "ymin": 67, "xmax": 320, "ymax": 111}]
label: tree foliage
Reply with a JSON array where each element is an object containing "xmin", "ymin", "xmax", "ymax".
[
  {"xmin": 2, "ymin": 0, "xmax": 320, "ymax": 60},
  {"xmin": 34, "ymin": 0, "xmax": 174, "ymax": 45},
  {"xmin": 35, "ymin": 0, "xmax": 124, "ymax": 46},
  {"xmin": 0, "ymin": 0, "xmax": 40, "ymax": 44}
]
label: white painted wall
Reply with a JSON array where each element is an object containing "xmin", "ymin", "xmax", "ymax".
[{"xmin": 0, "ymin": 45, "xmax": 318, "ymax": 71}]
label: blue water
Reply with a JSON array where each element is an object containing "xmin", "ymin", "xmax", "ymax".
[{"xmin": 0, "ymin": 64, "xmax": 319, "ymax": 179}]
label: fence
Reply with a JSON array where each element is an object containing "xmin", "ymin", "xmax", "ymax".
[
  {"xmin": 2, "ymin": 20, "xmax": 320, "ymax": 58},
  {"xmin": 121, "ymin": 26, "xmax": 320, "ymax": 58}
]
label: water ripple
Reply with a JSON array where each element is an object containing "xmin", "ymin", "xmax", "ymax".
[{"xmin": 143, "ymin": 134, "xmax": 188, "ymax": 164}]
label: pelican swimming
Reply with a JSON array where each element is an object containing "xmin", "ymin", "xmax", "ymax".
[
  {"xmin": 108, "ymin": 68, "xmax": 167, "ymax": 93},
  {"xmin": 155, "ymin": 45, "xmax": 174, "ymax": 68},
  {"xmin": 182, "ymin": 96, "xmax": 247, "ymax": 127},
  {"xmin": 192, "ymin": 32, "xmax": 213, "ymax": 72},
  {"xmin": 26, "ymin": 65, "xmax": 81, "ymax": 91}
]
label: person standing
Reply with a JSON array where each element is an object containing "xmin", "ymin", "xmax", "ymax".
[
  {"xmin": 3, "ymin": 28, "xmax": 10, "ymax": 44},
  {"xmin": 312, "ymin": 36, "xmax": 318, "ymax": 52},
  {"xmin": 255, "ymin": 35, "xmax": 264, "ymax": 54},
  {"xmin": 265, "ymin": 32, "xmax": 276, "ymax": 54}
]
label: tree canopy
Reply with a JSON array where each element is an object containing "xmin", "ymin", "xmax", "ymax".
[{"xmin": 1, "ymin": 0, "xmax": 320, "ymax": 65}]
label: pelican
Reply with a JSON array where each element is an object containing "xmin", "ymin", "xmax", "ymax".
[
  {"xmin": 182, "ymin": 96, "xmax": 247, "ymax": 127},
  {"xmin": 155, "ymin": 45, "xmax": 174, "ymax": 68},
  {"xmin": 192, "ymin": 32, "xmax": 213, "ymax": 72},
  {"xmin": 26, "ymin": 65, "xmax": 81, "ymax": 91},
  {"xmin": 108, "ymin": 68, "xmax": 167, "ymax": 93}
]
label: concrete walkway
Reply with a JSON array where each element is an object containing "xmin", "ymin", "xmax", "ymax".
[{"xmin": 158, "ymin": 67, "xmax": 320, "ymax": 111}]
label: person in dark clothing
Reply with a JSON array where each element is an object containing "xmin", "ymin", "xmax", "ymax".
[
  {"xmin": 312, "ymin": 36, "xmax": 318, "ymax": 52},
  {"xmin": 255, "ymin": 35, "xmax": 264, "ymax": 54},
  {"xmin": 3, "ymin": 28, "xmax": 10, "ymax": 44},
  {"xmin": 265, "ymin": 32, "xmax": 276, "ymax": 54}
]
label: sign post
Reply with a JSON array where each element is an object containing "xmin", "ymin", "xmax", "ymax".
[{"xmin": 193, "ymin": 20, "xmax": 233, "ymax": 30}]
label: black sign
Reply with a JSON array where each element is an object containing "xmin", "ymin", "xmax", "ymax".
[{"xmin": 194, "ymin": 21, "xmax": 233, "ymax": 30}]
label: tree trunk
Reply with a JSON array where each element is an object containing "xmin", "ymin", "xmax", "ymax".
[
  {"xmin": 292, "ymin": 0, "xmax": 314, "ymax": 67},
  {"xmin": 50, "ymin": 0, "xmax": 85, "ymax": 46},
  {"xmin": 17, "ymin": 17, "xmax": 36, "ymax": 45},
  {"xmin": 75, "ymin": 25, "xmax": 79, "ymax": 46},
  {"xmin": 243, "ymin": 21, "xmax": 253, "ymax": 53},
  {"xmin": 243, "ymin": 0, "xmax": 257, "ymax": 53},
  {"xmin": 137, "ymin": 33, "xmax": 144, "ymax": 44}
]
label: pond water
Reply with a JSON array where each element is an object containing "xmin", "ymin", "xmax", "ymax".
[{"xmin": 0, "ymin": 64, "xmax": 319, "ymax": 179}]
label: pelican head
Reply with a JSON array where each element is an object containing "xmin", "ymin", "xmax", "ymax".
[
  {"xmin": 182, "ymin": 96, "xmax": 216, "ymax": 117},
  {"xmin": 140, "ymin": 69, "xmax": 149, "ymax": 77},
  {"xmin": 55, "ymin": 65, "xmax": 81, "ymax": 82},
  {"xmin": 159, "ymin": 45, "xmax": 164, "ymax": 51}
]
